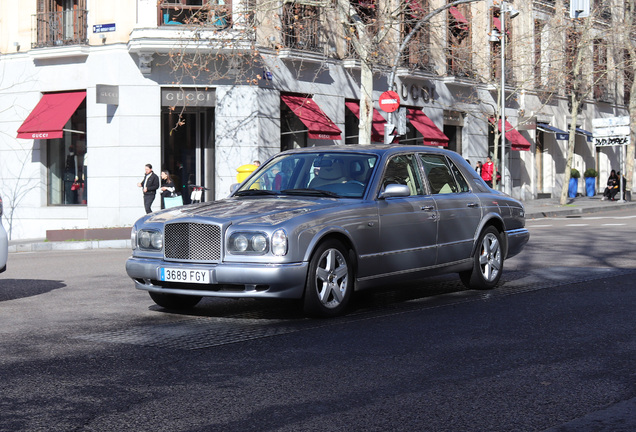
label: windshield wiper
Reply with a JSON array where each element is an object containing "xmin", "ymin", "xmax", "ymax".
[
  {"xmin": 281, "ymin": 189, "xmax": 340, "ymax": 198},
  {"xmin": 234, "ymin": 189, "xmax": 279, "ymax": 196}
]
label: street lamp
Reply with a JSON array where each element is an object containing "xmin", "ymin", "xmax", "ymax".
[{"xmin": 491, "ymin": 1, "xmax": 519, "ymax": 194}]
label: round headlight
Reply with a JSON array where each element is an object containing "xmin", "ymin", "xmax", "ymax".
[
  {"xmin": 252, "ymin": 234, "xmax": 267, "ymax": 253},
  {"xmin": 150, "ymin": 232, "xmax": 163, "ymax": 249},
  {"xmin": 138, "ymin": 230, "xmax": 151, "ymax": 249},
  {"xmin": 271, "ymin": 229, "xmax": 287, "ymax": 256},
  {"xmin": 234, "ymin": 234, "xmax": 248, "ymax": 252}
]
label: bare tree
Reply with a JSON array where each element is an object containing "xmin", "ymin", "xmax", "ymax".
[
  {"xmin": 557, "ymin": 4, "xmax": 614, "ymax": 205},
  {"xmin": 0, "ymin": 147, "xmax": 41, "ymax": 240},
  {"xmin": 620, "ymin": 0, "xmax": 636, "ymax": 195}
]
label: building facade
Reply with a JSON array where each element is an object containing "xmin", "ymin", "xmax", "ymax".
[{"xmin": 0, "ymin": 0, "xmax": 630, "ymax": 239}]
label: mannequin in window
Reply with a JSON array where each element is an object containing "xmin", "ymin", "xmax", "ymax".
[{"xmin": 64, "ymin": 144, "xmax": 79, "ymax": 204}]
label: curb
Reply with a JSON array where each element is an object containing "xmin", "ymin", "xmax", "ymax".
[
  {"xmin": 9, "ymin": 239, "xmax": 131, "ymax": 253},
  {"xmin": 525, "ymin": 201, "xmax": 636, "ymax": 219}
]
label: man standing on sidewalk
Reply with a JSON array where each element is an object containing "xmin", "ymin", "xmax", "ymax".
[
  {"xmin": 138, "ymin": 163, "xmax": 159, "ymax": 214},
  {"xmin": 481, "ymin": 156, "xmax": 494, "ymax": 188}
]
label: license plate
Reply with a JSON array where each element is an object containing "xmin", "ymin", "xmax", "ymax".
[{"xmin": 160, "ymin": 268, "xmax": 210, "ymax": 284}]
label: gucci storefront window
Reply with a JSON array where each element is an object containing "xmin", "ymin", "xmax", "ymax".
[{"xmin": 47, "ymin": 103, "xmax": 87, "ymax": 205}]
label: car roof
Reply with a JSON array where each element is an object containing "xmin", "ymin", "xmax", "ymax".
[{"xmin": 280, "ymin": 145, "xmax": 454, "ymax": 157}]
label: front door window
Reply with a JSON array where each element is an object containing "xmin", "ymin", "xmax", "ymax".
[{"xmin": 162, "ymin": 109, "xmax": 213, "ymax": 203}]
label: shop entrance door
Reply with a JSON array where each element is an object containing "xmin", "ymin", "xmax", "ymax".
[{"xmin": 162, "ymin": 108, "xmax": 215, "ymax": 203}]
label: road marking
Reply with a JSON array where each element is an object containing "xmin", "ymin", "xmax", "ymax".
[
  {"xmin": 601, "ymin": 223, "xmax": 626, "ymax": 226},
  {"xmin": 529, "ymin": 224, "xmax": 553, "ymax": 228},
  {"xmin": 566, "ymin": 224, "xmax": 589, "ymax": 227}
]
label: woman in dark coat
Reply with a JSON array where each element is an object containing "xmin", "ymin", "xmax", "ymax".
[
  {"xmin": 602, "ymin": 170, "xmax": 618, "ymax": 200},
  {"xmin": 160, "ymin": 170, "xmax": 176, "ymax": 209}
]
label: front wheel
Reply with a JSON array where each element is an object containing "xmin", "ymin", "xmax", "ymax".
[
  {"xmin": 303, "ymin": 239, "xmax": 353, "ymax": 317},
  {"xmin": 460, "ymin": 226, "xmax": 503, "ymax": 290},
  {"xmin": 149, "ymin": 292, "xmax": 202, "ymax": 310}
]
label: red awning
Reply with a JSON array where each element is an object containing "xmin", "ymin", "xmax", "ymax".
[
  {"xmin": 492, "ymin": 16, "xmax": 510, "ymax": 34},
  {"xmin": 406, "ymin": 109, "xmax": 449, "ymax": 147},
  {"xmin": 345, "ymin": 101, "xmax": 386, "ymax": 143},
  {"xmin": 492, "ymin": 118, "xmax": 531, "ymax": 151},
  {"xmin": 449, "ymin": 6, "xmax": 469, "ymax": 30},
  {"xmin": 281, "ymin": 94, "xmax": 342, "ymax": 140},
  {"xmin": 17, "ymin": 91, "xmax": 86, "ymax": 139},
  {"xmin": 408, "ymin": 0, "xmax": 425, "ymax": 18},
  {"xmin": 493, "ymin": 16, "xmax": 501, "ymax": 31}
]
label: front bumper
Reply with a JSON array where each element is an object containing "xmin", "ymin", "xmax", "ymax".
[
  {"xmin": 126, "ymin": 257, "xmax": 308, "ymax": 299},
  {"xmin": 505, "ymin": 228, "xmax": 530, "ymax": 259}
]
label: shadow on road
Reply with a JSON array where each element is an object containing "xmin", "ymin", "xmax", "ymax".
[{"xmin": 0, "ymin": 279, "xmax": 66, "ymax": 302}]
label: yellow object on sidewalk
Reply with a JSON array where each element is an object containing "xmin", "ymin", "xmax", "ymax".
[{"xmin": 236, "ymin": 164, "xmax": 258, "ymax": 183}]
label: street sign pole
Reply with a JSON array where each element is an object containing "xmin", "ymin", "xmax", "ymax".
[{"xmin": 384, "ymin": 112, "xmax": 394, "ymax": 145}]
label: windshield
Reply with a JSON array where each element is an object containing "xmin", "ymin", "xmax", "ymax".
[{"xmin": 236, "ymin": 152, "xmax": 378, "ymax": 198}]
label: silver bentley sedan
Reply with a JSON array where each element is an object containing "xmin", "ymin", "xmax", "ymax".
[{"xmin": 126, "ymin": 145, "xmax": 529, "ymax": 317}]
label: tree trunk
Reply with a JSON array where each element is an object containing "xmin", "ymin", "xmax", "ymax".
[
  {"xmin": 358, "ymin": 59, "xmax": 373, "ymax": 145},
  {"xmin": 626, "ymin": 77, "xmax": 636, "ymax": 196},
  {"xmin": 560, "ymin": 95, "xmax": 579, "ymax": 205}
]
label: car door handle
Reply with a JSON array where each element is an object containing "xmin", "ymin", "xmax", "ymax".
[
  {"xmin": 421, "ymin": 205, "xmax": 435, "ymax": 211},
  {"xmin": 466, "ymin": 202, "xmax": 479, "ymax": 208}
]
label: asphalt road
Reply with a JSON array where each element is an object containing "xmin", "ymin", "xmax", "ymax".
[{"xmin": 1, "ymin": 211, "xmax": 636, "ymax": 431}]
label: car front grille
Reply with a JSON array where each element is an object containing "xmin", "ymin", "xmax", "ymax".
[{"xmin": 164, "ymin": 222, "xmax": 221, "ymax": 262}]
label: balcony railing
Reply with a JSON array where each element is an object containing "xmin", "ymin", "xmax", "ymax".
[
  {"xmin": 159, "ymin": 4, "xmax": 232, "ymax": 28},
  {"xmin": 281, "ymin": 3, "xmax": 323, "ymax": 53},
  {"xmin": 32, "ymin": 10, "xmax": 88, "ymax": 49}
]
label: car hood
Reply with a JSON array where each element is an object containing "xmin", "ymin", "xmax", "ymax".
[{"xmin": 146, "ymin": 196, "xmax": 347, "ymax": 226}]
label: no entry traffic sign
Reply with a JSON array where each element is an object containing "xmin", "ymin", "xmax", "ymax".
[{"xmin": 379, "ymin": 91, "xmax": 400, "ymax": 113}]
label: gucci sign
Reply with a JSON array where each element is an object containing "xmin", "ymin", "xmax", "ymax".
[
  {"xmin": 400, "ymin": 83, "xmax": 436, "ymax": 104},
  {"xmin": 161, "ymin": 88, "xmax": 216, "ymax": 107}
]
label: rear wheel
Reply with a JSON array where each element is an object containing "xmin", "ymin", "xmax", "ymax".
[
  {"xmin": 303, "ymin": 239, "xmax": 353, "ymax": 317},
  {"xmin": 149, "ymin": 292, "xmax": 202, "ymax": 310},
  {"xmin": 460, "ymin": 226, "xmax": 503, "ymax": 290}
]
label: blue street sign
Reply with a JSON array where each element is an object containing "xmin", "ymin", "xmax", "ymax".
[{"xmin": 93, "ymin": 23, "xmax": 116, "ymax": 33}]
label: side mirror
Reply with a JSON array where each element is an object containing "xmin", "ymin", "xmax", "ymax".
[
  {"xmin": 379, "ymin": 183, "xmax": 411, "ymax": 199},
  {"xmin": 229, "ymin": 183, "xmax": 240, "ymax": 194}
]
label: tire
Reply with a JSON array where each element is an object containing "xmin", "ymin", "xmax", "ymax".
[
  {"xmin": 149, "ymin": 292, "xmax": 202, "ymax": 310},
  {"xmin": 460, "ymin": 226, "xmax": 503, "ymax": 290},
  {"xmin": 303, "ymin": 239, "xmax": 353, "ymax": 317}
]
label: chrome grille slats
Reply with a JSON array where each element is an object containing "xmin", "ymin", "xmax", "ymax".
[{"xmin": 164, "ymin": 223, "xmax": 221, "ymax": 262}]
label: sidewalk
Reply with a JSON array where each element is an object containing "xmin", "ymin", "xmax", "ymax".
[
  {"xmin": 524, "ymin": 195, "xmax": 636, "ymax": 219},
  {"xmin": 7, "ymin": 195, "xmax": 636, "ymax": 253}
]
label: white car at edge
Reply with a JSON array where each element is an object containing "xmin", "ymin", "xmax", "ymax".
[{"xmin": 0, "ymin": 196, "xmax": 7, "ymax": 273}]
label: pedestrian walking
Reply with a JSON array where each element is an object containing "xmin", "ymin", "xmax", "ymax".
[
  {"xmin": 481, "ymin": 156, "xmax": 494, "ymax": 187},
  {"xmin": 137, "ymin": 163, "xmax": 159, "ymax": 213}
]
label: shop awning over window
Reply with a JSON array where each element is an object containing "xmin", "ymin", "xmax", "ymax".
[
  {"xmin": 491, "ymin": 118, "xmax": 531, "ymax": 151},
  {"xmin": 493, "ymin": 16, "xmax": 501, "ymax": 31},
  {"xmin": 406, "ymin": 109, "xmax": 449, "ymax": 147},
  {"xmin": 345, "ymin": 101, "xmax": 387, "ymax": 143},
  {"xmin": 576, "ymin": 127, "xmax": 593, "ymax": 142},
  {"xmin": 449, "ymin": 6, "xmax": 469, "ymax": 30},
  {"xmin": 537, "ymin": 122, "xmax": 569, "ymax": 141},
  {"xmin": 407, "ymin": 0, "xmax": 425, "ymax": 18},
  {"xmin": 281, "ymin": 94, "xmax": 342, "ymax": 140},
  {"xmin": 17, "ymin": 91, "xmax": 86, "ymax": 139}
]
